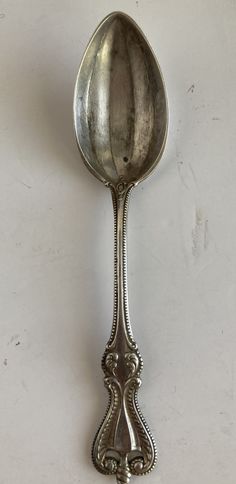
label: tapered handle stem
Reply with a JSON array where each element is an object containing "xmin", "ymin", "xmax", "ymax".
[{"xmin": 109, "ymin": 183, "xmax": 134, "ymax": 349}]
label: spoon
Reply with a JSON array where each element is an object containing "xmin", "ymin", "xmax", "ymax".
[{"xmin": 73, "ymin": 12, "xmax": 168, "ymax": 484}]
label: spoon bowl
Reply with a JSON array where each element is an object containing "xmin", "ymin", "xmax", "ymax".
[{"xmin": 74, "ymin": 11, "xmax": 168, "ymax": 187}]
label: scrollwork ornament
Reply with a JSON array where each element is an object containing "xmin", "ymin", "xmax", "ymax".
[
  {"xmin": 105, "ymin": 352, "xmax": 119, "ymax": 376},
  {"xmin": 125, "ymin": 352, "xmax": 140, "ymax": 377}
]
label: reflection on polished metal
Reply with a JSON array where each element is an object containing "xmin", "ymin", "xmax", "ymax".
[{"xmin": 73, "ymin": 12, "xmax": 168, "ymax": 484}]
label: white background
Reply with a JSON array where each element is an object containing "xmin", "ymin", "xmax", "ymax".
[{"xmin": 0, "ymin": 1, "xmax": 236, "ymax": 483}]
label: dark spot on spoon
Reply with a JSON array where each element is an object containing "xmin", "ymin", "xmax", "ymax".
[{"xmin": 123, "ymin": 157, "xmax": 128, "ymax": 162}]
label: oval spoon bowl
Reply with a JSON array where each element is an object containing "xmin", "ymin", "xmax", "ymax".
[{"xmin": 74, "ymin": 11, "xmax": 168, "ymax": 187}]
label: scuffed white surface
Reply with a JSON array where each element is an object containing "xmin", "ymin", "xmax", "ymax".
[{"xmin": 0, "ymin": 1, "xmax": 236, "ymax": 483}]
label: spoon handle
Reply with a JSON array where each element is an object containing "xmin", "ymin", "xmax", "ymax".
[{"xmin": 92, "ymin": 182, "xmax": 156, "ymax": 484}]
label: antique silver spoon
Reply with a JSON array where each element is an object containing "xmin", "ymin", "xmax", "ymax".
[{"xmin": 73, "ymin": 12, "xmax": 168, "ymax": 484}]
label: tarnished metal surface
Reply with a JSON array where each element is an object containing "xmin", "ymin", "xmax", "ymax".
[
  {"xmin": 74, "ymin": 11, "xmax": 167, "ymax": 187},
  {"xmin": 74, "ymin": 11, "xmax": 168, "ymax": 484}
]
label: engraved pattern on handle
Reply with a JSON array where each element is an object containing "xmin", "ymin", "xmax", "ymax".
[{"xmin": 92, "ymin": 182, "xmax": 157, "ymax": 483}]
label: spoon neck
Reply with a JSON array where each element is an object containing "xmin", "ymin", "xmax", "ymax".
[{"xmin": 108, "ymin": 182, "xmax": 135, "ymax": 349}]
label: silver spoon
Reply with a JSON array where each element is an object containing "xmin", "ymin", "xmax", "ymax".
[{"xmin": 73, "ymin": 12, "xmax": 168, "ymax": 484}]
